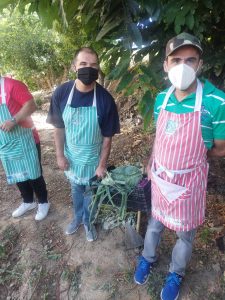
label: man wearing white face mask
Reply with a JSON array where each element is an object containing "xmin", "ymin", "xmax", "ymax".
[{"xmin": 134, "ymin": 33, "xmax": 225, "ymax": 300}]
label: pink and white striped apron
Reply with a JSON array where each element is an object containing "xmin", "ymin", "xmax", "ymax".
[{"xmin": 151, "ymin": 79, "xmax": 208, "ymax": 231}]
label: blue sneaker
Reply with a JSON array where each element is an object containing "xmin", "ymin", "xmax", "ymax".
[
  {"xmin": 161, "ymin": 272, "xmax": 183, "ymax": 300},
  {"xmin": 134, "ymin": 255, "xmax": 152, "ymax": 285}
]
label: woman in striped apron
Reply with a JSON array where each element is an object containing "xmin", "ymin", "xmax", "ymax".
[
  {"xmin": 0, "ymin": 77, "xmax": 49, "ymax": 221},
  {"xmin": 134, "ymin": 33, "xmax": 225, "ymax": 300}
]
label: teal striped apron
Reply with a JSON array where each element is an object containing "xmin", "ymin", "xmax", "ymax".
[
  {"xmin": 63, "ymin": 81, "xmax": 103, "ymax": 185},
  {"xmin": 0, "ymin": 78, "xmax": 41, "ymax": 184}
]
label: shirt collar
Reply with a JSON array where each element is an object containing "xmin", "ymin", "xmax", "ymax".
[
  {"xmin": 170, "ymin": 78, "xmax": 215, "ymax": 103},
  {"xmin": 202, "ymin": 78, "xmax": 216, "ymax": 95}
]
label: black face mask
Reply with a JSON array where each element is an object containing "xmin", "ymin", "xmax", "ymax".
[{"xmin": 77, "ymin": 67, "xmax": 98, "ymax": 85}]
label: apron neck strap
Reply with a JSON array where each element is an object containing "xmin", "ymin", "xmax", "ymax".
[
  {"xmin": 194, "ymin": 79, "xmax": 203, "ymax": 112},
  {"xmin": 162, "ymin": 85, "xmax": 175, "ymax": 109},
  {"xmin": 92, "ymin": 84, "xmax": 97, "ymax": 107},
  {"xmin": 67, "ymin": 80, "xmax": 96, "ymax": 107},
  {"xmin": 67, "ymin": 81, "xmax": 76, "ymax": 106},
  {"xmin": 162, "ymin": 79, "xmax": 203, "ymax": 112},
  {"xmin": 0, "ymin": 77, "xmax": 6, "ymax": 105}
]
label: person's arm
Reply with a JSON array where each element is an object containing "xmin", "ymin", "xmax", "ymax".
[
  {"xmin": 207, "ymin": 140, "xmax": 225, "ymax": 158},
  {"xmin": 0, "ymin": 99, "xmax": 36, "ymax": 132},
  {"xmin": 95, "ymin": 137, "xmax": 112, "ymax": 177},
  {"xmin": 54, "ymin": 127, "xmax": 69, "ymax": 171}
]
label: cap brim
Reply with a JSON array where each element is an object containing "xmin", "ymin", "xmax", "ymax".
[{"xmin": 166, "ymin": 43, "xmax": 203, "ymax": 57}]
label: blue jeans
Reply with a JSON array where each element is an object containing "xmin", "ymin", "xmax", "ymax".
[
  {"xmin": 142, "ymin": 217, "xmax": 196, "ymax": 276},
  {"xmin": 70, "ymin": 182, "xmax": 92, "ymax": 226}
]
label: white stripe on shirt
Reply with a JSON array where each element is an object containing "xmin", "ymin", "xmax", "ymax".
[{"xmin": 206, "ymin": 94, "xmax": 225, "ymax": 102}]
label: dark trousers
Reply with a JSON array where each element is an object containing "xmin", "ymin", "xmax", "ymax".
[{"xmin": 16, "ymin": 143, "xmax": 48, "ymax": 204}]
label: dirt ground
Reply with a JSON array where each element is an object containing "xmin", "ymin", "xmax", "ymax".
[{"xmin": 0, "ymin": 111, "xmax": 225, "ymax": 300}]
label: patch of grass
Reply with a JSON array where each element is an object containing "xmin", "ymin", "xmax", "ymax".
[
  {"xmin": 95, "ymin": 266, "xmax": 103, "ymax": 276},
  {"xmin": 0, "ymin": 225, "xmax": 19, "ymax": 263},
  {"xmin": 0, "ymin": 263, "xmax": 24, "ymax": 285},
  {"xmin": 2, "ymin": 224, "xmax": 19, "ymax": 242},
  {"xmin": 0, "ymin": 225, "xmax": 22, "ymax": 286},
  {"xmin": 113, "ymin": 269, "xmax": 134, "ymax": 284},
  {"xmin": 100, "ymin": 281, "xmax": 118, "ymax": 300},
  {"xmin": 42, "ymin": 292, "xmax": 50, "ymax": 300},
  {"xmin": 207, "ymin": 274, "xmax": 225, "ymax": 300},
  {"xmin": 199, "ymin": 227, "xmax": 213, "ymax": 244},
  {"xmin": 0, "ymin": 243, "xmax": 6, "ymax": 259},
  {"xmin": 29, "ymin": 265, "xmax": 43, "ymax": 287},
  {"xmin": 147, "ymin": 271, "xmax": 165, "ymax": 300},
  {"xmin": 46, "ymin": 251, "xmax": 62, "ymax": 261},
  {"xmin": 61, "ymin": 266, "xmax": 81, "ymax": 297},
  {"xmin": 35, "ymin": 98, "xmax": 43, "ymax": 109},
  {"xmin": 95, "ymin": 269, "xmax": 134, "ymax": 299},
  {"xmin": 70, "ymin": 269, "xmax": 81, "ymax": 295},
  {"xmin": 98, "ymin": 269, "xmax": 133, "ymax": 300}
]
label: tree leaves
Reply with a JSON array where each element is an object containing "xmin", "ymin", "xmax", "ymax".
[
  {"xmin": 138, "ymin": 90, "xmax": 154, "ymax": 129},
  {"xmin": 0, "ymin": 0, "xmax": 13, "ymax": 11},
  {"xmin": 116, "ymin": 72, "xmax": 133, "ymax": 92},
  {"xmin": 96, "ymin": 17, "xmax": 122, "ymax": 41},
  {"xmin": 174, "ymin": 14, "xmax": 185, "ymax": 34},
  {"xmin": 0, "ymin": 8, "xmax": 81, "ymax": 89},
  {"xmin": 186, "ymin": 13, "xmax": 195, "ymax": 30},
  {"xmin": 107, "ymin": 53, "xmax": 131, "ymax": 80},
  {"xmin": 203, "ymin": 0, "xmax": 213, "ymax": 9},
  {"xmin": 1, "ymin": 0, "xmax": 225, "ymax": 126},
  {"xmin": 128, "ymin": 22, "xmax": 142, "ymax": 47}
]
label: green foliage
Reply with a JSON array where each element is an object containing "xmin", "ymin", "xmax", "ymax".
[
  {"xmin": 199, "ymin": 227, "xmax": 213, "ymax": 244},
  {"xmin": 109, "ymin": 165, "xmax": 142, "ymax": 188},
  {"xmin": 61, "ymin": 266, "xmax": 81, "ymax": 297},
  {"xmin": 0, "ymin": 6, "xmax": 85, "ymax": 90},
  {"xmin": 147, "ymin": 271, "xmax": 165, "ymax": 300},
  {"xmin": 89, "ymin": 166, "xmax": 142, "ymax": 227},
  {"xmin": 1, "ymin": 0, "xmax": 225, "ymax": 125},
  {"xmin": 0, "ymin": 244, "xmax": 6, "ymax": 259}
]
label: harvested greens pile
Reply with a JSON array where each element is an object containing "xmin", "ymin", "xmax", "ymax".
[{"xmin": 89, "ymin": 165, "xmax": 143, "ymax": 229}]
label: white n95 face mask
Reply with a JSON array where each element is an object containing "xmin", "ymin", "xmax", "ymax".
[{"xmin": 168, "ymin": 63, "xmax": 196, "ymax": 91}]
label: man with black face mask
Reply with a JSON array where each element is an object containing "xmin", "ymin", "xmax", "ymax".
[
  {"xmin": 47, "ymin": 47, "xmax": 120, "ymax": 242},
  {"xmin": 134, "ymin": 33, "xmax": 225, "ymax": 300}
]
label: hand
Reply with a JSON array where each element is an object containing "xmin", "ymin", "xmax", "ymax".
[
  {"xmin": 0, "ymin": 120, "xmax": 16, "ymax": 132},
  {"xmin": 146, "ymin": 162, "xmax": 152, "ymax": 181},
  {"xmin": 95, "ymin": 165, "xmax": 106, "ymax": 178},
  {"xmin": 57, "ymin": 155, "xmax": 69, "ymax": 171}
]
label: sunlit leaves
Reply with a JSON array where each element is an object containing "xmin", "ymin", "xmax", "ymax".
[
  {"xmin": 0, "ymin": 0, "xmax": 14, "ymax": 11},
  {"xmin": 138, "ymin": 90, "xmax": 154, "ymax": 129},
  {"xmin": 116, "ymin": 72, "xmax": 133, "ymax": 93},
  {"xmin": 1, "ymin": 0, "xmax": 225, "ymax": 125},
  {"xmin": 96, "ymin": 17, "xmax": 122, "ymax": 41},
  {"xmin": 0, "ymin": 9, "xmax": 80, "ymax": 89},
  {"xmin": 107, "ymin": 52, "xmax": 131, "ymax": 80},
  {"xmin": 128, "ymin": 22, "xmax": 142, "ymax": 47}
]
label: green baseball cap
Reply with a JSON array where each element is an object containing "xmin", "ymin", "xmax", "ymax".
[{"xmin": 166, "ymin": 32, "xmax": 203, "ymax": 57}]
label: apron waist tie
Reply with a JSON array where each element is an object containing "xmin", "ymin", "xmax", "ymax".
[{"xmin": 154, "ymin": 159, "xmax": 199, "ymax": 179}]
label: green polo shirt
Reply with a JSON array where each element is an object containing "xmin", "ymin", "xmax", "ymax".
[{"xmin": 154, "ymin": 80, "xmax": 225, "ymax": 149}]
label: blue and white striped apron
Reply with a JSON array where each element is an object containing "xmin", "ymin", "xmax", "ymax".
[
  {"xmin": 62, "ymin": 81, "xmax": 103, "ymax": 185},
  {"xmin": 0, "ymin": 77, "xmax": 41, "ymax": 184}
]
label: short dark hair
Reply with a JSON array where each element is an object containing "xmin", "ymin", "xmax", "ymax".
[{"xmin": 72, "ymin": 47, "xmax": 99, "ymax": 64}]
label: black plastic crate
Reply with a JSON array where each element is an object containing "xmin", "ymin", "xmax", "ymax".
[{"xmin": 108, "ymin": 178, "xmax": 151, "ymax": 213}]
